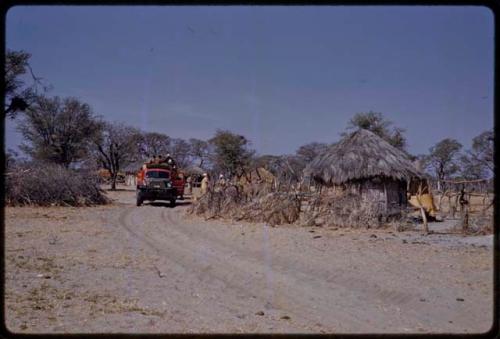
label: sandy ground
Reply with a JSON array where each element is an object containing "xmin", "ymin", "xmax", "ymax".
[{"xmin": 4, "ymin": 186, "xmax": 494, "ymax": 334}]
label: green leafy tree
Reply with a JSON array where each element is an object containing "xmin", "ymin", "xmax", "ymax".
[
  {"xmin": 18, "ymin": 96, "xmax": 102, "ymax": 168},
  {"xmin": 209, "ymin": 129, "xmax": 255, "ymax": 178},
  {"xmin": 345, "ymin": 111, "xmax": 407, "ymax": 150}
]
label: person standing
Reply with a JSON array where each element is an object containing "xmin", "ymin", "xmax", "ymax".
[
  {"xmin": 186, "ymin": 175, "xmax": 193, "ymax": 195},
  {"xmin": 218, "ymin": 173, "xmax": 226, "ymax": 187},
  {"xmin": 201, "ymin": 173, "xmax": 210, "ymax": 195}
]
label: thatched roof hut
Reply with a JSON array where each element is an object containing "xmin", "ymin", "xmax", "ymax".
[
  {"xmin": 308, "ymin": 128, "xmax": 422, "ymax": 185},
  {"xmin": 306, "ymin": 129, "xmax": 424, "ymax": 214}
]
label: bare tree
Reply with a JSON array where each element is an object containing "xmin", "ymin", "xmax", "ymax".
[
  {"xmin": 18, "ymin": 96, "xmax": 102, "ymax": 168},
  {"xmin": 253, "ymin": 154, "xmax": 305, "ymax": 186},
  {"xmin": 93, "ymin": 122, "xmax": 141, "ymax": 190},
  {"xmin": 252, "ymin": 154, "xmax": 281, "ymax": 171},
  {"xmin": 138, "ymin": 132, "xmax": 170, "ymax": 158},
  {"xmin": 424, "ymin": 138, "xmax": 463, "ymax": 191},
  {"xmin": 5, "ymin": 149, "xmax": 19, "ymax": 170},
  {"xmin": 459, "ymin": 153, "xmax": 487, "ymax": 180},
  {"xmin": 169, "ymin": 138, "xmax": 192, "ymax": 168},
  {"xmin": 469, "ymin": 129, "xmax": 493, "ymax": 177},
  {"xmin": 5, "ymin": 49, "xmax": 48, "ymax": 118},
  {"xmin": 296, "ymin": 142, "xmax": 329, "ymax": 163},
  {"xmin": 188, "ymin": 138, "xmax": 210, "ymax": 167}
]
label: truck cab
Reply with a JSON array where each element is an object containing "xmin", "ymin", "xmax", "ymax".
[{"xmin": 136, "ymin": 165, "xmax": 184, "ymax": 207}]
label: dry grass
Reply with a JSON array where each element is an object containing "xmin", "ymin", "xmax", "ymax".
[
  {"xmin": 83, "ymin": 293, "xmax": 165, "ymax": 317},
  {"xmin": 188, "ymin": 185, "xmax": 301, "ymax": 226},
  {"xmin": 235, "ymin": 192, "xmax": 301, "ymax": 226},
  {"xmin": 5, "ymin": 162, "xmax": 110, "ymax": 207}
]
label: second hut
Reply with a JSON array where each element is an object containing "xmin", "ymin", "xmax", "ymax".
[{"xmin": 306, "ymin": 128, "xmax": 423, "ymax": 215}]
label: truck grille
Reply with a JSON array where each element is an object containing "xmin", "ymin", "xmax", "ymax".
[{"xmin": 147, "ymin": 179, "xmax": 170, "ymax": 189}]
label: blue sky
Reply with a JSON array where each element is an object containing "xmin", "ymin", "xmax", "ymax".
[{"xmin": 5, "ymin": 5, "xmax": 494, "ymax": 156}]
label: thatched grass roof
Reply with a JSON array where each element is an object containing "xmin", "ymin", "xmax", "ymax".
[{"xmin": 307, "ymin": 129, "xmax": 423, "ymax": 185}]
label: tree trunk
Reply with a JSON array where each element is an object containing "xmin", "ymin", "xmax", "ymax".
[
  {"xmin": 462, "ymin": 204, "xmax": 469, "ymax": 234},
  {"xmin": 111, "ymin": 173, "xmax": 117, "ymax": 190}
]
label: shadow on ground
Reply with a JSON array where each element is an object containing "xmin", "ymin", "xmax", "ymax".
[{"xmin": 146, "ymin": 200, "xmax": 192, "ymax": 208}]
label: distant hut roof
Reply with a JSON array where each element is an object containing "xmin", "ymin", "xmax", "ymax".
[{"xmin": 307, "ymin": 129, "xmax": 423, "ymax": 185}]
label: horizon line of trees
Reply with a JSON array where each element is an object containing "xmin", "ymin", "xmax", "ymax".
[{"xmin": 5, "ymin": 49, "xmax": 494, "ymax": 191}]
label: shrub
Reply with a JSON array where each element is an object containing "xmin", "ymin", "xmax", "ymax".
[{"xmin": 5, "ymin": 162, "xmax": 110, "ymax": 206}]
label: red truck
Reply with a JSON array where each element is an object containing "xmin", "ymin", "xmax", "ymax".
[{"xmin": 136, "ymin": 163, "xmax": 185, "ymax": 207}]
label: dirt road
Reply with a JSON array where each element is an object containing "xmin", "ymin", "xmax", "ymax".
[{"xmin": 5, "ymin": 188, "xmax": 494, "ymax": 334}]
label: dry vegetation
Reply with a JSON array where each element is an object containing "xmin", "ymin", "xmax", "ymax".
[
  {"xmin": 301, "ymin": 193, "xmax": 394, "ymax": 229},
  {"xmin": 188, "ymin": 182, "xmax": 395, "ymax": 228},
  {"xmin": 188, "ymin": 185, "xmax": 302, "ymax": 226},
  {"xmin": 188, "ymin": 181, "xmax": 493, "ymax": 234},
  {"xmin": 188, "ymin": 167, "xmax": 306, "ymax": 226},
  {"xmin": 5, "ymin": 162, "xmax": 109, "ymax": 206}
]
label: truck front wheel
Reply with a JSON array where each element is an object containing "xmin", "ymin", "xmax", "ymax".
[{"xmin": 136, "ymin": 192, "xmax": 144, "ymax": 206}]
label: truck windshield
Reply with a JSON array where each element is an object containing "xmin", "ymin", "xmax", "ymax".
[{"xmin": 145, "ymin": 171, "xmax": 170, "ymax": 179}]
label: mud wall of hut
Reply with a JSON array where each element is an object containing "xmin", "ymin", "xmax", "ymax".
[{"xmin": 344, "ymin": 178, "xmax": 407, "ymax": 214}]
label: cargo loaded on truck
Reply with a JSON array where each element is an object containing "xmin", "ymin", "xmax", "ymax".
[{"xmin": 136, "ymin": 156, "xmax": 185, "ymax": 207}]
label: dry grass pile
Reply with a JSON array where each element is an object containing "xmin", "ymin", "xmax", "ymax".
[
  {"xmin": 302, "ymin": 192, "xmax": 391, "ymax": 229},
  {"xmin": 237, "ymin": 167, "xmax": 275, "ymax": 197},
  {"xmin": 188, "ymin": 184, "xmax": 301, "ymax": 226},
  {"xmin": 5, "ymin": 162, "xmax": 110, "ymax": 206},
  {"xmin": 188, "ymin": 185, "xmax": 244, "ymax": 219},
  {"xmin": 235, "ymin": 192, "xmax": 301, "ymax": 226}
]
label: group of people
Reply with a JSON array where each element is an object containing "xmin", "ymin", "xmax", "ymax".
[
  {"xmin": 144, "ymin": 154, "xmax": 176, "ymax": 168},
  {"xmin": 195, "ymin": 173, "xmax": 227, "ymax": 196}
]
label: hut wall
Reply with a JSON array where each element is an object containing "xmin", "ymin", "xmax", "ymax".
[
  {"xmin": 346, "ymin": 178, "xmax": 407, "ymax": 214},
  {"xmin": 384, "ymin": 180, "xmax": 407, "ymax": 214},
  {"xmin": 359, "ymin": 179, "xmax": 386, "ymax": 210}
]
